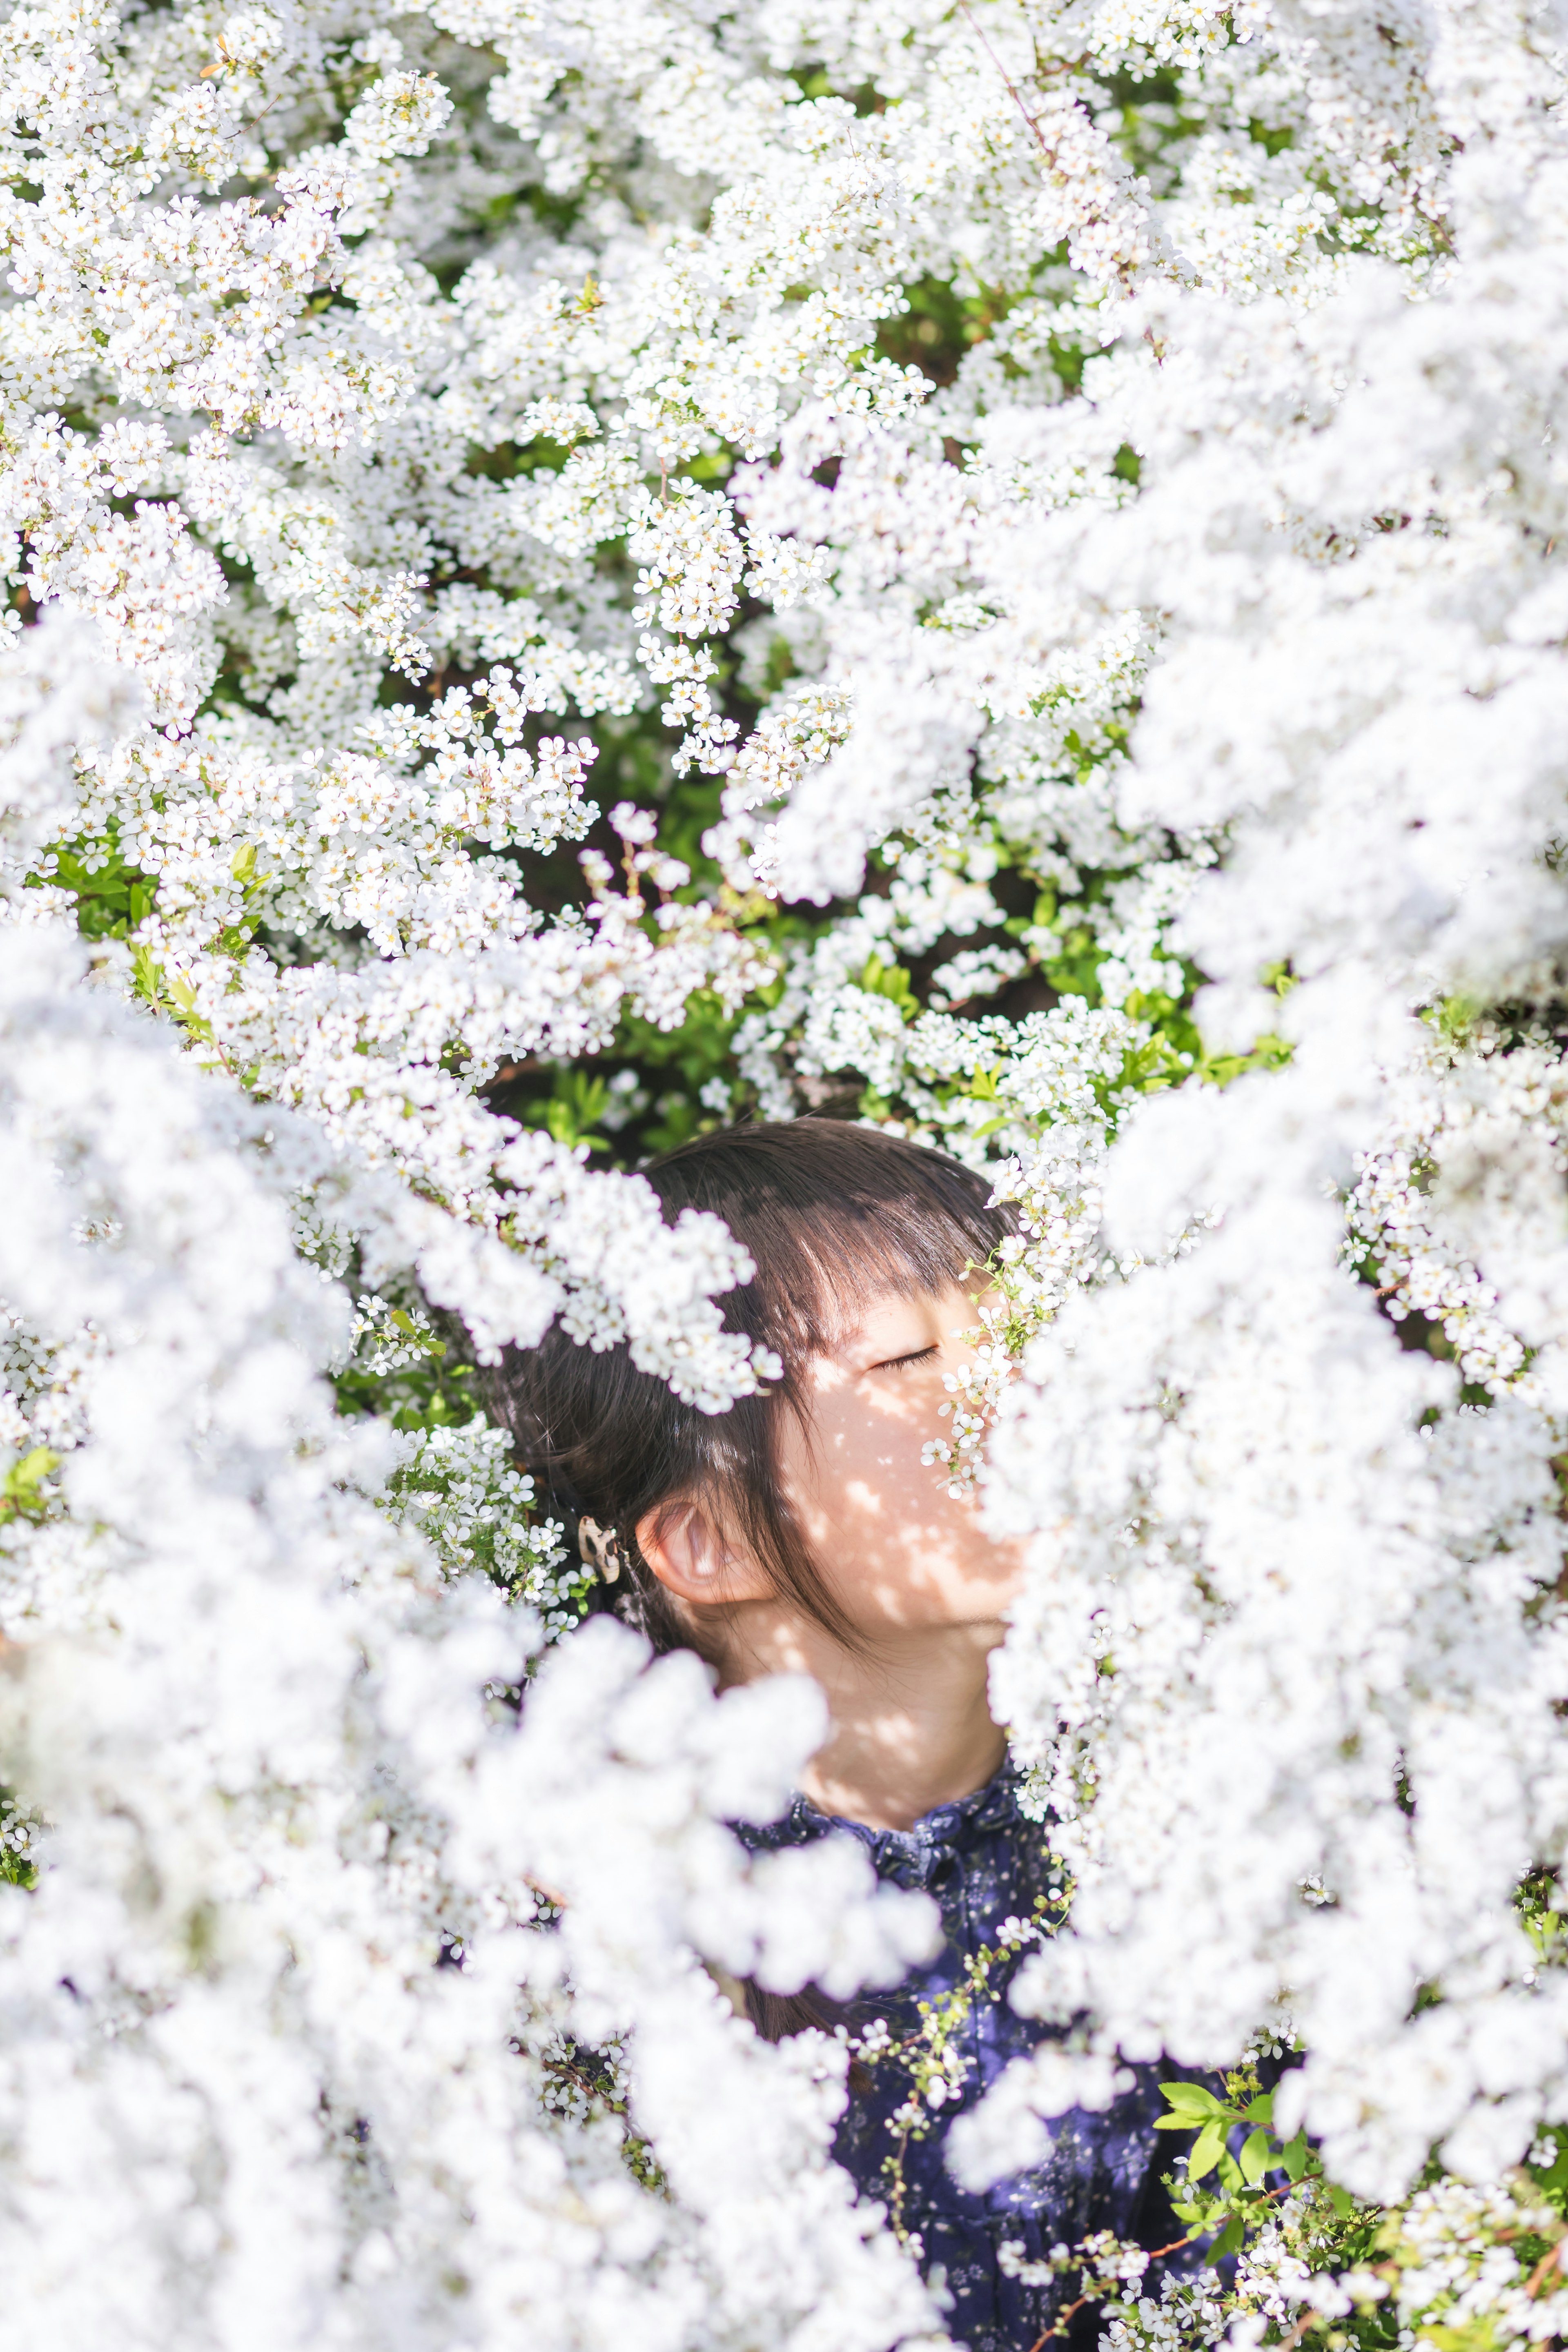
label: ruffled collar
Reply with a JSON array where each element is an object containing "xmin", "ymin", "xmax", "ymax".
[{"xmin": 739, "ymin": 1757, "xmax": 1023, "ymax": 1892}]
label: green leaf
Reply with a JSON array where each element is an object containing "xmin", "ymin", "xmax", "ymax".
[
  {"xmin": 1528, "ymin": 2128, "xmax": 1568, "ymax": 2206},
  {"xmin": 1187, "ymin": 2121, "xmax": 1227, "ymax": 2181},
  {"xmin": 386, "ymin": 1310, "xmax": 448, "ymax": 1358},
  {"xmin": 0, "ymin": 1446, "xmax": 60, "ymax": 1525},
  {"xmin": 532, "ymin": 1069, "xmax": 613, "ymax": 1152},
  {"xmin": 858, "ymin": 953, "xmax": 917, "ymax": 1018},
  {"xmin": 1328, "ymin": 2184, "xmax": 1358, "ymax": 2218},
  {"xmin": 1208, "ymin": 2213, "xmax": 1246, "ymax": 2262},
  {"xmin": 1159, "ymin": 2082, "xmax": 1227, "ymax": 2118},
  {"xmin": 38, "ymin": 828, "xmax": 158, "ymax": 942},
  {"xmin": 1281, "ymin": 2131, "xmax": 1309, "ymax": 2182},
  {"xmin": 1238, "ymin": 2129, "xmax": 1271, "ymax": 2187}
]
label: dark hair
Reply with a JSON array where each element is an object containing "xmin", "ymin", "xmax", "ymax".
[{"xmin": 488, "ymin": 1118, "xmax": 1013, "ymax": 1662}]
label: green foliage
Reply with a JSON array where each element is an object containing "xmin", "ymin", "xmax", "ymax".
[
  {"xmin": 1143, "ymin": 2085, "xmax": 1568, "ymax": 2352},
  {"xmin": 1517, "ymin": 1866, "xmax": 1568, "ymax": 1970},
  {"xmin": 383, "ymin": 1416, "xmax": 585, "ymax": 1628},
  {"xmin": 857, "ymin": 952, "xmax": 918, "ymax": 1018},
  {"xmin": 876, "ymin": 273, "xmax": 1017, "ymax": 392},
  {"xmin": 496, "ymin": 970, "xmax": 795, "ymax": 1165},
  {"xmin": 0, "ymin": 1792, "xmax": 38, "ymax": 1890},
  {"xmin": 128, "ymin": 945, "xmax": 222, "ymax": 1053},
  {"xmin": 521, "ymin": 1067, "xmax": 615, "ymax": 1153},
  {"xmin": 0, "ymin": 1446, "xmax": 58, "ymax": 1526},
  {"xmin": 1157, "ymin": 2072, "xmax": 1347, "ymax": 2261},
  {"xmin": 33, "ymin": 829, "xmax": 154, "ymax": 939},
  {"xmin": 331, "ymin": 1320, "xmax": 480, "ymax": 1433}
]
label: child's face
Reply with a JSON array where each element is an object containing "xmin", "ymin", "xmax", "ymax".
[{"xmin": 775, "ymin": 1280, "xmax": 1029, "ymax": 1637}]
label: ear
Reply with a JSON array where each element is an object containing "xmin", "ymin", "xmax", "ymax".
[{"xmin": 634, "ymin": 1496, "xmax": 772, "ymax": 1609}]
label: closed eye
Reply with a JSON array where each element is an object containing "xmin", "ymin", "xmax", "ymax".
[{"xmin": 873, "ymin": 1345, "xmax": 938, "ymax": 1374}]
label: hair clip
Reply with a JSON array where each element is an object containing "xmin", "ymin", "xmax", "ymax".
[{"xmin": 576, "ymin": 1515, "xmax": 621, "ymax": 1584}]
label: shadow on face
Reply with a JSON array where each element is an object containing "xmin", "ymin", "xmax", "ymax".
[{"xmin": 776, "ymin": 1279, "xmax": 1029, "ymax": 1639}]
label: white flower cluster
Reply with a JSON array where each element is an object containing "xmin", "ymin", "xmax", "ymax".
[
  {"xmin": 937, "ymin": 0, "xmax": 1568, "ymax": 2230},
  {"xmin": 0, "ymin": 913, "xmax": 944, "ymax": 2350},
  {"xmin": 1219, "ymin": 2170, "xmax": 1568, "ymax": 2352},
  {"xmin": 384, "ymin": 1414, "xmax": 583, "ymax": 1633},
  {"xmin": 7, "ymin": 0, "xmax": 1568, "ymax": 2334}
]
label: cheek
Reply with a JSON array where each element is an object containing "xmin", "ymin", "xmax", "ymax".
[
  {"xmin": 784, "ymin": 1390, "xmax": 927, "ymax": 1521},
  {"xmin": 780, "ymin": 1388, "xmax": 1027, "ymax": 1612}
]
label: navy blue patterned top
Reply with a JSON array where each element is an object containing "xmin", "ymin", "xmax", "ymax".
[{"xmin": 737, "ymin": 1763, "xmax": 1185, "ymax": 2352}]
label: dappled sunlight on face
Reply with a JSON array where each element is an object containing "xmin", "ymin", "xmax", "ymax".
[{"xmin": 775, "ymin": 1281, "xmax": 1028, "ymax": 1638}]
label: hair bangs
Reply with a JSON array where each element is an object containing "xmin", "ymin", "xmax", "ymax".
[
  {"xmin": 741, "ymin": 1196, "xmax": 999, "ymax": 1373},
  {"xmin": 650, "ymin": 1120, "xmax": 1011, "ymax": 1385}
]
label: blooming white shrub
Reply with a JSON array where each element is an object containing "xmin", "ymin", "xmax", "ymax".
[
  {"xmin": 0, "ymin": 902, "xmax": 944, "ymax": 2350},
  {"xmin": 8, "ymin": 0, "xmax": 1568, "ymax": 2342}
]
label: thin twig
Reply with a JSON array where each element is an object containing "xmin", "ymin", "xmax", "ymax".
[
  {"xmin": 1022, "ymin": 2180, "xmax": 1309, "ymax": 2352},
  {"xmin": 956, "ymin": 0, "xmax": 1049, "ymax": 154},
  {"xmin": 1525, "ymin": 2237, "xmax": 1566, "ymax": 2299},
  {"xmin": 1024, "ymin": 2232, "xmax": 1203, "ymax": 2352}
]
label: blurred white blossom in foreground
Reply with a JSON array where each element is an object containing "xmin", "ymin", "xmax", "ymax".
[{"xmin": 0, "ymin": 862, "xmax": 940, "ymax": 2348}]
